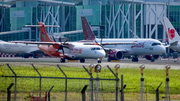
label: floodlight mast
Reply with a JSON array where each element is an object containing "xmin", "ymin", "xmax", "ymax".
[
  {"xmin": 95, "ymin": 64, "xmax": 102, "ymax": 101},
  {"xmin": 114, "ymin": 64, "xmax": 120, "ymax": 101},
  {"xmin": 165, "ymin": 64, "xmax": 171, "ymax": 101},
  {"xmin": 89, "ymin": 64, "xmax": 94, "ymax": 101},
  {"xmin": 139, "ymin": 64, "xmax": 145, "ymax": 101}
]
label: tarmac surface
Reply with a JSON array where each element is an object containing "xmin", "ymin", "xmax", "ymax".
[{"xmin": 0, "ymin": 57, "xmax": 179, "ymax": 70}]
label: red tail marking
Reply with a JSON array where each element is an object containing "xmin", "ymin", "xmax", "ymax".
[
  {"xmin": 81, "ymin": 16, "xmax": 95, "ymax": 40},
  {"xmin": 167, "ymin": 28, "xmax": 175, "ymax": 40},
  {"xmin": 39, "ymin": 22, "xmax": 53, "ymax": 42}
]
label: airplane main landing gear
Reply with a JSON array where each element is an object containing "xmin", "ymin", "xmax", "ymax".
[
  {"xmin": 150, "ymin": 59, "xmax": 155, "ymax": 62},
  {"xmin": 107, "ymin": 58, "xmax": 111, "ymax": 62},
  {"xmin": 132, "ymin": 57, "xmax": 138, "ymax": 62},
  {"xmin": 60, "ymin": 58, "xmax": 66, "ymax": 63},
  {"xmin": 80, "ymin": 59, "xmax": 85, "ymax": 63}
]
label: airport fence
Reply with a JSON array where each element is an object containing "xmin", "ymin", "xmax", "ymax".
[{"xmin": 0, "ymin": 63, "xmax": 175, "ymax": 101}]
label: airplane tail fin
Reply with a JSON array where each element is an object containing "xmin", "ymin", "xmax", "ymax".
[
  {"xmin": 39, "ymin": 22, "xmax": 54, "ymax": 42},
  {"xmin": 25, "ymin": 23, "xmax": 59, "ymax": 42},
  {"xmin": 163, "ymin": 17, "xmax": 180, "ymax": 44},
  {"xmin": 81, "ymin": 16, "xmax": 96, "ymax": 40}
]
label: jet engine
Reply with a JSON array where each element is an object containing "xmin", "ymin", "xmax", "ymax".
[
  {"xmin": 108, "ymin": 50, "xmax": 123, "ymax": 60},
  {"xmin": 145, "ymin": 55, "xmax": 159, "ymax": 60}
]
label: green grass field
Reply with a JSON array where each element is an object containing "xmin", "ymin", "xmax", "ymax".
[{"xmin": 0, "ymin": 64, "xmax": 180, "ymax": 100}]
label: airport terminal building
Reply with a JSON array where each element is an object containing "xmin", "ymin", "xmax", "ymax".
[{"xmin": 0, "ymin": 0, "xmax": 180, "ymax": 43}]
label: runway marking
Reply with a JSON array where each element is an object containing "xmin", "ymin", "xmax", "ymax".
[
  {"xmin": 110, "ymin": 60, "xmax": 120, "ymax": 62},
  {"xmin": 68, "ymin": 60, "xmax": 78, "ymax": 62}
]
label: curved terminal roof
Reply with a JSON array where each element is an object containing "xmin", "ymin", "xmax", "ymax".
[{"xmin": 4, "ymin": 0, "xmax": 75, "ymax": 6}]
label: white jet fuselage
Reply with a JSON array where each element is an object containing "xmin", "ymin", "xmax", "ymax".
[
  {"xmin": 95, "ymin": 39, "xmax": 165, "ymax": 56},
  {"xmin": 0, "ymin": 41, "xmax": 39, "ymax": 54}
]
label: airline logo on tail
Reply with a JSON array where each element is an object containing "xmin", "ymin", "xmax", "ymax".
[
  {"xmin": 39, "ymin": 22, "xmax": 53, "ymax": 42},
  {"xmin": 167, "ymin": 28, "xmax": 175, "ymax": 40},
  {"xmin": 81, "ymin": 16, "xmax": 96, "ymax": 40},
  {"xmin": 41, "ymin": 32, "xmax": 46, "ymax": 42},
  {"xmin": 163, "ymin": 17, "xmax": 180, "ymax": 44}
]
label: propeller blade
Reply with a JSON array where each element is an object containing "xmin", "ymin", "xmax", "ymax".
[
  {"xmin": 59, "ymin": 37, "xmax": 62, "ymax": 44},
  {"xmin": 63, "ymin": 38, "xmax": 69, "ymax": 44},
  {"xmin": 56, "ymin": 44, "xmax": 63, "ymax": 52},
  {"xmin": 52, "ymin": 36, "xmax": 56, "ymax": 42},
  {"xmin": 95, "ymin": 40, "xmax": 105, "ymax": 50},
  {"xmin": 101, "ymin": 38, "xmax": 102, "ymax": 45},
  {"xmin": 62, "ymin": 47, "xmax": 65, "ymax": 56},
  {"xmin": 95, "ymin": 40, "xmax": 99, "ymax": 45}
]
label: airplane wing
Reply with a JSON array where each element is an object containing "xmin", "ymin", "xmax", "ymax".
[
  {"xmin": 84, "ymin": 42, "xmax": 137, "ymax": 45},
  {"xmin": 10, "ymin": 41, "xmax": 73, "ymax": 49},
  {"xmin": 104, "ymin": 48, "xmax": 128, "ymax": 52},
  {"xmin": 170, "ymin": 41, "xmax": 178, "ymax": 46},
  {"xmin": 100, "ymin": 42, "xmax": 137, "ymax": 45}
]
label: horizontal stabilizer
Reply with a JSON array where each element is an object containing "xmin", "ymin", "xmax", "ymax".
[{"xmin": 24, "ymin": 25, "xmax": 59, "ymax": 27}]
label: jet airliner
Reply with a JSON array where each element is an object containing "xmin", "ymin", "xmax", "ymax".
[{"xmin": 81, "ymin": 16, "xmax": 166, "ymax": 62}]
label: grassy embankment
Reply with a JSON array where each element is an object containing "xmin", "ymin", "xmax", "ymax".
[{"xmin": 0, "ymin": 64, "xmax": 180, "ymax": 100}]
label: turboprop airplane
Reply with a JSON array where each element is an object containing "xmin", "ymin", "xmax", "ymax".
[
  {"xmin": 163, "ymin": 17, "xmax": 180, "ymax": 52},
  {"xmin": 0, "ymin": 40, "xmax": 41, "ymax": 58},
  {"xmin": 12, "ymin": 22, "xmax": 106, "ymax": 63},
  {"xmin": 80, "ymin": 16, "xmax": 166, "ymax": 62}
]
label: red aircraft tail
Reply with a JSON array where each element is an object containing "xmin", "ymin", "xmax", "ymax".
[
  {"xmin": 81, "ymin": 16, "xmax": 96, "ymax": 40},
  {"xmin": 39, "ymin": 22, "xmax": 54, "ymax": 42}
]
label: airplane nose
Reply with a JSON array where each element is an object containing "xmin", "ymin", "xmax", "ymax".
[
  {"xmin": 160, "ymin": 45, "xmax": 166, "ymax": 54},
  {"xmin": 98, "ymin": 50, "xmax": 106, "ymax": 58}
]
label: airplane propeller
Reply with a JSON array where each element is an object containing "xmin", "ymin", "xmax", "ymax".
[
  {"xmin": 56, "ymin": 37, "xmax": 69, "ymax": 57},
  {"xmin": 95, "ymin": 38, "xmax": 105, "ymax": 50}
]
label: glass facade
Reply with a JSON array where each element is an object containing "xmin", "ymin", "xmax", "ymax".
[
  {"xmin": 0, "ymin": 0, "xmax": 179, "ymax": 42},
  {"xmin": 168, "ymin": 5, "xmax": 180, "ymax": 35}
]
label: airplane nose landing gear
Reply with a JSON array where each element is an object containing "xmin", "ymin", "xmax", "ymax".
[
  {"xmin": 97, "ymin": 58, "xmax": 102, "ymax": 63},
  {"xmin": 60, "ymin": 58, "xmax": 66, "ymax": 63}
]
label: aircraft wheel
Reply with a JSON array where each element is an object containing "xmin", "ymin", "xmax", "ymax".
[
  {"xmin": 24, "ymin": 55, "xmax": 30, "ymax": 58},
  {"xmin": 97, "ymin": 60, "xmax": 101, "ymax": 63},
  {"xmin": 33, "ymin": 54, "xmax": 38, "ymax": 58},
  {"xmin": 80, "ymin": 59, "xmax": 85, "ymax": 63},
  {"xmin": 150, "ymin": 59, "xmax": 155, "ymax": 62},
  {"xmin": 107, "ymin": 58, "xmax": 111, "ymax": 62},
  {"xmin": 132, "ymin": 58, "xmax": 135, "ymax": 62},
  {"xmin": 60, "ymin": 58, "xmax": 65, "ymax": 63},
  {"xmin": 132, "ymin": 57, "xmax": 138, "ymax": 62},
  {"xmin": 135, "ymin": 58, "xmax": 138, "ymax": 62}
]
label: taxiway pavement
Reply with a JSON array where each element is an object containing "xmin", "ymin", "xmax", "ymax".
[{"xmin": 0, "ymin": 57, "xmax": 179, "ymax": 70}]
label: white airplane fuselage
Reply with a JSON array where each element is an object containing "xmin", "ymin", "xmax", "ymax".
[
  {"xmin": 66, "ymin": 43, "xmax": 105, "ymax": 59},
  {"xmin": 39, "ymin": 42, "xmax": 106, "ymax": 59},
  {"xmin": 95, "ymin": 38, "xmax": 166, "ymax": 56},
  {"xmin": 0, "ymin": 41, "xmax": 39, "ymax": 54}
]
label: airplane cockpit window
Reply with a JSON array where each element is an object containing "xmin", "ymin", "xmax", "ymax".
[
  {"xmin": 91, "ymin": 47, "xmax": 103, "ymax": 50},
  {"xmin": 152, "ymin": 43, "xmax": 161, "ymax": 46},
  {"xmin": 91, "ymin": 48, "xmax": 95, "ymax": 50}
]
